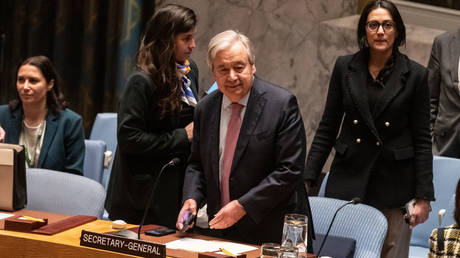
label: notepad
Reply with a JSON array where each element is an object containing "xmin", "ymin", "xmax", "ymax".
[
  {"xmin": 0, "ymin": 212, "xmax": 14, "ymax": 220},
  {"xmin": 166, "ymin": 237, "xmax": 257, "ymax": 254}
]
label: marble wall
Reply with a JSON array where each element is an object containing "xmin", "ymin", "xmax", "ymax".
[
  {"xmin": 157, "ymin": 0, "xmax": 445, "ymax": 166},
  {"xmin": 158, "ymin": 0, "xmax": 356, "ymax": 143}
]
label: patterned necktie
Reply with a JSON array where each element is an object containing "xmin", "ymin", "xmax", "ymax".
[
  {"xmin": 220, "ymin": 103, "xmax": 243, "ymax": 207},
  {"xmin": 177, "ymin": 60, "xmax": 197, "ymax": 107}
]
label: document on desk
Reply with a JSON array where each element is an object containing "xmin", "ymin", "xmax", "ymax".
[
  {"xmin": 0, "ymin": 212, "xmax": 14, "ymax": 220},
  {"xmin": 166, "ymin": 237, "xmax": 257, "ymax": 254}
]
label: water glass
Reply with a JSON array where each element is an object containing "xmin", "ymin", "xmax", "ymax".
[
  {"xmin": 281, "ymin": 213, "xmax": 308, "ymax": 253},
  {"xmin": 260, "ymin": 243, "xmax": 280, "ymax": 258},
  {"xmin": 278, "ymin": 246, "xmax": 299, "ymax": 258}
]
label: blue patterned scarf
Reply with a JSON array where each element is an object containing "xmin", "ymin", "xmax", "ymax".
[{"xmin": 177, "ymin": 60, "xmax": 197, "ymax": 107}]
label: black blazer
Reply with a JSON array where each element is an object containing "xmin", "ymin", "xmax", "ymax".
[
  {"xmin": 0, "ymin": 105, "xmax": 85, "ymax": 175},
  {"xmin": 428, "ymin": 29, "xmax": 460, "ymax": 158},
  {"xmin": 105, "ymin": 61, "xmax": 199, "ymax": 228},
  {"xmin": 183, "ymin": 76, "xmax": 314, "ymax": 246},
  {"xmin": 305, "ymin": 50, "xmax": 434, "ymax": 208}
]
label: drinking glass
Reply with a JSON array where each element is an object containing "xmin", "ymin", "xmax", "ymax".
[
  {"xmin": 260, "ymin": 243, "xmax": 280, "ymax": 258},
  {"xmin": 281, "ymin": 213, "xmax": 308, "ymax": 253},
  {"xmin": 278, "ymin": 246, "xmax": 299, "ymax": 258}
]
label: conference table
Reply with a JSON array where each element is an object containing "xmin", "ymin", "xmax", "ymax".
[{"xmin": 0, "ymin": 209, "xmax": 264, "ymax": 257}]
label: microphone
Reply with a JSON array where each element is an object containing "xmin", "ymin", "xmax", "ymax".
[
  {"xmin": 316, "ymin": 197, "xmax": 361, "ymax": 257},
  {"xmin": 136, "ymin": 157, "xmax": 181, "ymax": 239}
]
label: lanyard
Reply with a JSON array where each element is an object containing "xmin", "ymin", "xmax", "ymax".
[{"xmin": 23, "ymin": 121, "xmax": 45, "ymax": 168}]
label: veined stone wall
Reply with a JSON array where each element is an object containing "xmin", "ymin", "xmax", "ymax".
[{"xmin": 157, "ymin": 0, "xmax": 444, "ymax": 169}]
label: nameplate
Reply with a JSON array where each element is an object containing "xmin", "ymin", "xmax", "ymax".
[{"xmin": 80, "ymin": 230, "xmax": 166, "ymax": 257}]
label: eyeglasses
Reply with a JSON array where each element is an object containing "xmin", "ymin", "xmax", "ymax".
[{"xmin": 366, "ymin": 20, "xmax": 395, "ymax": 33}]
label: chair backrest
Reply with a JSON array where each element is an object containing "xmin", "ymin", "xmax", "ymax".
[
  {"xmin": 410, "ymin": 155, "xmax": 460, "ymax": 248},
  {"xmin": 310, "ymin": 196, "xmax": 388, "ymax": 258},
  {"xmin": 83, "ymin": 139, "xmax": 106, "ymax": 183},
  {"xmin": 207, "ymin": 81, "xmax": 218, "ymax": 94},
  {"xmin": 26, "ymin": 168, "xmax": 106, "ymax": 219},
  {"xmin": 318, "ymin": 172, "xmax": 329, "ymax": 197},
  {"xmin": 89, "ymin": 113, "xmax": 117, "ymax": 188}
]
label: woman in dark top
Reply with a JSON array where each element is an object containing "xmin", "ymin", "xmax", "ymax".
[
  {"xmin": 304, "ymin": 1, "xmax": 434, "ymax": 257},
  {"xmin": 0, "ymin": 56, "xmax": 85, "ymax": 175},
  {"xmin": 105, "ymin": 4, "xmax": 199, "ymax": 229}
]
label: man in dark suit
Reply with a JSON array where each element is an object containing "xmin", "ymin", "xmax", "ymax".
[
  {"xmin": 176, "ymin": 30, "xmax": 313, "ymax": 250},
  {"xmin": 428, "ymin": 29, "xmax": 460, "ymax": 158}
]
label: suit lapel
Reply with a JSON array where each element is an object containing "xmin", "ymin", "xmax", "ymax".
[
  {"xmin": 209, "ymin": 93, "xmax": 223, "ymax": 188},
  {"xmin": 231, "ymin": 77, "xmax": 266, "ymax": 173},
  {"xmin": 38, "ymin": 112, "xmax": 58, "ymax": 167},
  {"xmin": 449, "ymin": 30, "xmax": 460, "ymax": 92},
  {"xmin": 372, "ymin": 52, "xmax": 409, "ymax": 120},
  {"xmin": 190, "ymin": 77, "xmax": 199, "ymax": 101},
  {"xmin": 346, "ymin": 52, "xmax": 380, "ymax": 140}
]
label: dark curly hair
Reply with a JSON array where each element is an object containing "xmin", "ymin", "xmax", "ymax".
[
  {"xmin": 136, "ymin": 4, "xmax": 197, "ymax": 118},
  {"xmin": 9, "ymin": 55, "xmax": 67, "ymax": 116}
]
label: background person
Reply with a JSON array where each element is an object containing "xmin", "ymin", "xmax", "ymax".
[
  {"xmin": 0, "ymin": 55, "xmax": 85, "ymax": 175},
  {"xmin": 429, "ymin": 179, "xmax": 460, "ymax": 257},
  {"xmin": 304, "ymin": 1, "xmax": 434, "ymax": 257},
  {"xmin": 105, "ymin": 4, "xmax": 199, "ymax": 229},
  {"xmin": 428, "ymin": 28, "xmax": 460, "ymax": 158},
  {"xmin": 176, "ymin": 30, "xmax": 313, "ymax": 250}
]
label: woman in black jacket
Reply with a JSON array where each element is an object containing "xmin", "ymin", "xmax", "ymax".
[
  {"xmin": 305, "ymin": 1, "xmax": 434, "ymax": 257},
  {"xmin": 105, "ymin": 4, "xmax": 199, "ymax": 229}
]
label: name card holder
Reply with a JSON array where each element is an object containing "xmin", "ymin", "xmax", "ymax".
[
  {"xmin": 4, "ymin": 215, "xmax": 48, "ymax": 232},
  {"xmin": 80, "ymin": 230, "xmax": 166, "ymax": 257}
]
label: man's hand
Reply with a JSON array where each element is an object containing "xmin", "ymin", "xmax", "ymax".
[
  {"xmin": 0, "ymin": 126, "xmax": 5, "ymax": 143},
  {"xmin": 410, "ymin": 199, "xmax": 431, "ymax": 229},
  {"xmin": 176, "ymin": 199, "xmax": 197, "ymax": 231},
  {"xmin": 209, "ymin": 200, "xmax": 246, "ymax": 229}
]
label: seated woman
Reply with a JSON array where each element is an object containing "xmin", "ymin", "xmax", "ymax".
[
  {"xmin": 0, "ymin": 55, "xmax": 85, "ymax": 175},
  {"xmin": 429, "ymin": 179, "xmax": 460, "ymax": 257}
]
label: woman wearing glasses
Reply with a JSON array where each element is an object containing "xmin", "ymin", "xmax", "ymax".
[{"xmin": 305, "ymin": 0, "xmax": 434, "ymax": 257}]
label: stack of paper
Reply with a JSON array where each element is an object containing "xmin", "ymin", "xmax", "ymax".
[{"xmin": 166, "ymin": 237, "xmax": 257, "ymax": 254}]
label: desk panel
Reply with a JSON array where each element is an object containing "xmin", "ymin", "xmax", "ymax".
[{"xmin": 0, "ymin": 210, "xmax": 262, "ymax": 257}]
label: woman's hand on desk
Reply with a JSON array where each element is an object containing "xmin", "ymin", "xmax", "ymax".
[{"xmin": 0, "ymin": 126, "xmax": 5, "ymax": 142}]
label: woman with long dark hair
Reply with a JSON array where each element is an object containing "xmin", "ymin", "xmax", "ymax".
[
  {"xmin": 305, "ymin": 1, "xmax": 434, "ymax": 256},
  {"xmin": 0, "ymin": 55, "xmax": 85, "ymax": 175},
  {"xmin": 105, "ymin": 4, "xmax": 199, "ymax": 229}
]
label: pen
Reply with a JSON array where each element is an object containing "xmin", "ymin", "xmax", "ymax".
[
  {"xmin": 21, "ymin": 215, "xmax": 45, "ymax": 222},
  {"xmin": 220, "ymin": 248, "xmax": 237, "ymax": 257}
]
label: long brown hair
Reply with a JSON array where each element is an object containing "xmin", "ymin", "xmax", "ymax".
[
  {"xmin": 136, "ymin": 4, "xmax": 196, "ymax": 118},
  {"xmin": 9, "ymin": 55, "xmax": 67, "ymax": 116}
]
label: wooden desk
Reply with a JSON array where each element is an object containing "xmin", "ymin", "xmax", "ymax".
[{"xmin": 0, "ymin": 210, "xmax": 261, "ymax": 257}]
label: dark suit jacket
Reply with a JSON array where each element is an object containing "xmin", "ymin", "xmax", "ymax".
[
  {"xmin": 0, "ymin": 105, "xmax": 85, "ymax": 175},
  {"xmin": 428, "ymin": 29, "xmax": 460, "ymax": 158},
  {"xmin": 105, "ymin": 61, "xmax": 199, "ymax": 228},
  {"xmin": 183, "ymin": 76, "xmax": 313, "ymax": 246},
  {"xmin": 305, "ymin": 50, "xmax": 434, "ymax": 209}
]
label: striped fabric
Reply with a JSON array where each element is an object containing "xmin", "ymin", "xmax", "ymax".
[
  {"xmin": 177, "ymin": 60, "xmax": 197, "ymax": 107},
  {"xmin": 310, "ymin": 196, "xmax": 388, "ymax": 258}
]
